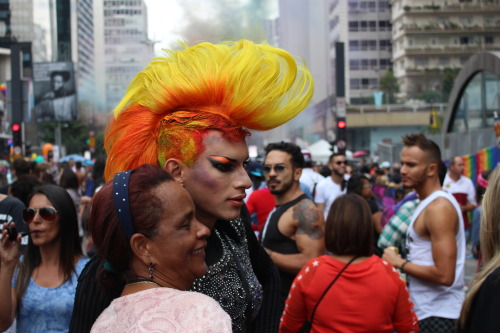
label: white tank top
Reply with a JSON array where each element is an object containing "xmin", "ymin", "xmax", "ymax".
[{"xmin": 406, "ymin": 190, "xmax": 465, "ymax": 320}]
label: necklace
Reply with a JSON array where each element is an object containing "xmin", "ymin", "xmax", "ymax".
[{"xmin": 125, "ymin": 279, "xmax": 162, "ymax": 288}]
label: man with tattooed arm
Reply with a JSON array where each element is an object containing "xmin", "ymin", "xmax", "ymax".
[{"xmin": 260, "ymin": 142, "xmax": 325, "ymax": 305}]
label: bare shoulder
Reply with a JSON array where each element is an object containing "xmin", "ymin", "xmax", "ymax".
[
  {"xmin": 293, "ymin": 198, "xmax": 322, "ymax": 222},
  {"xmin": 293, "ymin": 198, "xmax": 323, "ymax": 239},
  {"xmin": 426, "ymin": 197, "xmax": 457, "ymax": 217},
  {"xmin": 424, "ymin": 197, "xmax": 459, "ymax": 232}
]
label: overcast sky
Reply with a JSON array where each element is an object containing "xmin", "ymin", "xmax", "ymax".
[
  {"xmin": 143, "ymin": 0, "xmax": 278, "ymax": 54},
  {"xmin": 143, "ymin": 0, "xmax": 186, "ymax": 53}
]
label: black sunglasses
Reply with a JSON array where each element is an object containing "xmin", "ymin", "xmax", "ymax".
[
  {"xmin": 23, "ymin": 207, "xmax": 58, "ymax": 224},
  {"xmin": 263, "ymin": 165, "xmax": 286, "ymax": 174},
  {"xmin": 335, "ymin": 161, "xmax": 347, "ymax": 165}
]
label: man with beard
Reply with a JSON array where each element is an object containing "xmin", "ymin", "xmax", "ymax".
[
  {"xmin": 314, "ymin": 153, "xmax": 347, "ymax": 219},
  {"xmin": 260, "ymin": 142, "xmax": 324, "ymax": 304},
  {"xmin": 383, "ymin": 134, "xmax": 465, "ymax": 333}
]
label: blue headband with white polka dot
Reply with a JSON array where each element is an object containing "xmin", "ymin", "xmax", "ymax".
[{"xmin": 113, "ymin": 170, "xmax": 135, "ymax": 239}]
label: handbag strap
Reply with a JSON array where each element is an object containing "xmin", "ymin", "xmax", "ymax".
[{"xmin": 308, "ymin": 255, "xmax": 360, "ymax": 323}]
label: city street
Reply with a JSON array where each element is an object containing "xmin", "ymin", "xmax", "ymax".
[{"xmin": 464, "ymin": 243, "xmax": 480, "ymax": 290}]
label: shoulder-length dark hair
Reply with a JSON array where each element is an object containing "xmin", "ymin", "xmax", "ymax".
[
  {"xmin": 346, "ymin": 173, "xmax": 369, "ymax": 196},
  {"xmin": 325, "ymin": 193, "xmax": 373, "ymax": 257},
  {"xmin": 90, "ymin": 164, "xmax": 174, "ymax": 291},
  {"xmin": 59, "ymin": 164, "xmax": 79, "ymax": 189},
  {"xmin": 16, "ymin": 184, "xmax": 82, "ymax": 308}
]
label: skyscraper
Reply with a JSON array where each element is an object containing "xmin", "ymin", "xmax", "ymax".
[{"xmin": 94, "ymin": 0, "xmax": 154, "ymax": 117}]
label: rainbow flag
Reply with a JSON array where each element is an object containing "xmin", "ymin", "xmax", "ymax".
[{"xmin": 462, "ymin": 145, "xmax": 500, "ymax": 185}]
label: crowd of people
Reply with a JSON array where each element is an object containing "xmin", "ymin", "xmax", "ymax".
[
  {"xmin": 0, "ymin": 39, "xmax": 498, "ymax": 333},
  {"xmin": 252, "ymin": 134, "xmax": 500, "ymax": 333}
]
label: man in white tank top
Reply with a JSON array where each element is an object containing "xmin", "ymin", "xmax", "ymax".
[{"xmin": 383, "ymin": 134, "xmax": 465, "ymax": 333}]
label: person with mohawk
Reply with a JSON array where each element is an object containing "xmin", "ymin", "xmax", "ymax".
[{"xmin": 69, "ymin": 40, "xmax": 314, "ymax": 333}]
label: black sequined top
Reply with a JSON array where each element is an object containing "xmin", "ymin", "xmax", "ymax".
[{"xmin": 191, "ymin": 218, "xmax": 263, "ymax": 333}]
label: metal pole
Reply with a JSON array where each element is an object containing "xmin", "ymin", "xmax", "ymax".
[{"xmin": 55, "ymin": 121, "xmax": 62, "ymax": 153}]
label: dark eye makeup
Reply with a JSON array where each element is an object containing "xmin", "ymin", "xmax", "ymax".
[{"xmin": 208, "ymin": 156, "xmax": 236, "ymax": 172}]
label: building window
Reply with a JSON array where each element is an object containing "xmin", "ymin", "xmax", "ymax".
[
  {"xmin": 460, "ymin": 37, "xmax": 470, "ymax": 45},
  {"xmin": 349, "ymin": 21, "xmax": 359, "ymax": 32},
  {"xmin": 378, "ymin": 0, "xmax": 388, "ymax": 11},
  {"xmin": 379, "ymin": 20, "xmax": 390, "ymax": 31},
  {"xmin": 351, "ymin": 78, "xmax": 361, "ymax": 89},
  {"xmin": 360, "ymin": 21, "xmax": 368, "ymax": 31},
  {"xmin": 485, "ymin": 36, "xmax": 494, "ymax": 44},
  {"xmin": 369, "ymin": 21, "xmax": 377, "ymax": 31},
  {"xmin": 415, "ymin": 58, "xmax": 429, "ymax": 66},
  {"xmin": 368, "ymin": 1, "xmax": 376, "ymax": 11},
  {"xmin": 350, "ymin": 59, "xmax": 360, "ymax": 70},
  {"xmin": 349, "ymin": 40, "xmax": 360, "ymax": 51},
  {"xmin": 348, "ymin": 0, "xmax": 359, "ymax": 12},
  {"xmin": 439, "ymin": 58, "xmax": 450, "ymax": 66},
  {"xmin": 379, "ymin": 40, "xmax": 391, "ymax": 50},
  {"xmin": 459, "ymin": 16, "xmax": 472, "ymax": 25},
  {"xmin": 380, "ymin": 59, "xmax": 391, "ymax": 69}
]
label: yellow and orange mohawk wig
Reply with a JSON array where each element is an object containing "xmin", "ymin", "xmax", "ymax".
[{"xmin": 104, "ymin": 40, "xmax": 314, "ymax": 181}]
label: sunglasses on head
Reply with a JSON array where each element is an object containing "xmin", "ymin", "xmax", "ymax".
[
  {"xmin": 23, "ymin": 207, "xmax": 58, "ymax": 224},
  {"xmin": 263, "ymin": 165, "xmax": 286, "ymax": 174}
]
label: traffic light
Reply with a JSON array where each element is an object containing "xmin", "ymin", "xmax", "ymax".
[
  {"xmin": 336, "ymin": 118, "xmax": 346, "ymax": 141},
  {"xmin": 337, "ymin": 120, "xmax": 346, "ymax": 130},
  {"xmin": 336, "ymin": 118, "xmax": 347, "ymax": 151},
  {"xmin": 12, "ymin": 123, "xmax": 22, "ymax": 147}
]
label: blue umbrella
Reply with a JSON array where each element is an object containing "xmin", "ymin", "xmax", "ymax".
[{"xmin": 60, "ymin": 154, "xmax": 86, "ymax": 163}]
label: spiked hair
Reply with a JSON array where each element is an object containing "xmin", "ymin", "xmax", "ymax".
[{"xmin": 104, "ymin": 40, "xmax": 314, "ymax": 181}]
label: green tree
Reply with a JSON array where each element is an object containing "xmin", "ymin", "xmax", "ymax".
[
  {"xmin": 442, "ymin": 68, "xmax": 460, "ymax": 102},
  {"xmin": 38, "ymin": 122, "xmax": 90, "ymax": 155},
  {"xmin": 418, "ymin": 90, "xmax": 442, "ymax": 103},
  {"xmin": 379, "ymin": 71, "xmax": 400, "ymax": 104}
]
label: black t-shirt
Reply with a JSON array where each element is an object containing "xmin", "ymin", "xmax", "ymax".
[{"xmin": 0, "ymin": 184, "xmax": 9, "ymax": 195}]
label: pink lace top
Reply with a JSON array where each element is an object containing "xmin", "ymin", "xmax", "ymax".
[{"xmin": 91, "ymin": 288, "xmax": 232, "ymax": 332}]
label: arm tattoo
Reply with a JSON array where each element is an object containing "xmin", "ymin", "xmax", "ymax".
[{"xmin": 293, "ymin": 200, "xmax": 323, "ymax": 240}]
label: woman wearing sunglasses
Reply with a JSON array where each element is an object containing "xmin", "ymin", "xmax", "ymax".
[
  {"xmin": 70, "ymin": 40, "xmax": 313, "ymax": 333},
  {"xmin": 0, "ymin": 184, "xmax": 88, "ymax": 333}
]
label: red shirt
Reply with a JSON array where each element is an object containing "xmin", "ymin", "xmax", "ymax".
[
  {"xmin": 280, "ymin": 255, "xmax": 418, "ymax": 333},
  {"xmin": 246, "ymin": 187, "xmax": 275, "ymax": 232}
]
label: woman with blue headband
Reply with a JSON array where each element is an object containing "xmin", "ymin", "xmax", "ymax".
[{"xmin": 89, "ymin": 164, "xmax": 231, "ymax": 332}]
